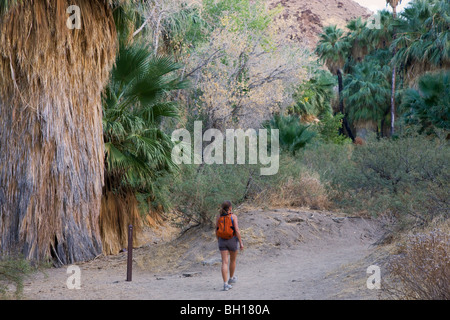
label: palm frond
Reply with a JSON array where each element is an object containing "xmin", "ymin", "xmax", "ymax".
[
  {"xmin": 343, "ymin": 58, "xmax": 391, "ymax": 124},
  {"xmin": 264, "ymin": 114, "xmax": 316, "ymax": 155},
  {"xmin": 400, "ymin": 70, "xmax": 450, "ymax": 133},
  {"xmin": 315, "ymin": 25, "xmax": 350, "ymax": 74},
  {"xmin": 103, "ymin": 41, "xmax": 185, "ymax": 193},
  {"xmin": 392, "ymin": 0, "xmax": 450, "ymax": 82}
]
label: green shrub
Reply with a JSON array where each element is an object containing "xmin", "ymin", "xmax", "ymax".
[
  {"xmin": 313, "ymin": 112, "xmax": 351, "ymax": 145},
  {"xmin": 301, "ymin": 142, "xmax": 353, "ymax": 187},
  {"xmin": 301, "ymin": 131, "xmax": 449, "ymax": 226},
  {"xmin": 0, "ymin": 256, "xmax": 32, "ymax": 299},
  {"xmin": 167, "ymin": 163, "xmax": 258, "ymax": 224},
  {"xmin": 165, "ymin": 151, "xmax": 329, "ymax": 224}
]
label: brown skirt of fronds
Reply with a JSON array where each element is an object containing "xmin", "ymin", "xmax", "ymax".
[
  {"xmin": 0, "ymin": 1, "xmax": 117, "ymax": 265},
  {"xmin": 403, "ymin": 60, "xmax": 450, "ymax": 87},
  {"xmin": 100, "ymin": 191, "xmax": 143, "ymax": 255},
  {"xmin": 142, "ymin": 195, "xmax": 166, "ymax": 228},
  {"xmin": 144, "ymin": 207, "xmax": 165, "ymax": 228}
]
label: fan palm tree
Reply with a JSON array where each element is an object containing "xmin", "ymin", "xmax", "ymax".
[
  {"xmin": 315, "ymin": 25, "xmax": 355, "ymax": 141},
  {"xmin": 342, "ymin": 57, "xmax": 391, "ymax": 138},
  {"xmin": 400, "ymin": 70, "xmax": 450, "ymax": 134},
  {"xmin": 264, "ymin": 114, "xmax": 316, "ymax": 156},
  {"xmin": 392, "ymin": 0, "xmax": 450, "ymax": 79},
  {"xmin": 101, "ymin": 42, "xmax": 187, "ymax": 254},
  {"xmin": 386, "ymin": 0, "xmax": 402, "ymax": 18},
  {"xmin": 0, "ymin": 1, "xmax": 117, "ymax": 264},
  {"xmin": 345, "ymin": 17, "xmax": 370, "ymax": 63},
  {"xmin": 364, "ymin": 10, "xmax": 395, "ymax": 51}
]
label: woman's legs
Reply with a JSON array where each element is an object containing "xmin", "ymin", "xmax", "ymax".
[
  {"xmin": 221, "ymin": 250, "xmax": 238, "ymax": 281},
  {"xmin": 220, "ymin": 250, "xmax": 229, "ymax": 283},
  {"xmin": 229, "ymin": 250, "xmax": 238, "ymax": 279}
]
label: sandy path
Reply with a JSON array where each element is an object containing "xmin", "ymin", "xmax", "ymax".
[{"xmin": 22, "ymin": 208, "xmax": 383, "ymax": 300}]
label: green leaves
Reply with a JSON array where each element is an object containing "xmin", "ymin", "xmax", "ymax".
[
  {"xmin": 315, "ymin": 113, "xmax": 350, "ymax": 145},
  {"xmin": 400, "ymin": 70, "xmax": 450, "ymax": 134},
  {"xmin": 392, "ymin": 0, "xmax": 450, "ymax": 76},
  {"xmin": 315, "ymin": 25, "xmax": 350, "ymax": 74},
  {"xmin": 343, "ymin": 57, "xmax": 391, "ymax": 124},
  {"xmin": 203, "ymin": 0, "xmax": 274, "ymax": 33},
  {"xmin": 107, "ymin": 44, "xmax": 187, "ymax": 118},
  {"xmin": 103, "ymin": 42, "xmax": 185, "ymax": 191},
  {"xmin": 292, "ymin": 70, "xmax": 336, "ymax": 119},
  {"xmin": 264, "ymin": 114, "xmax": 316, "ymax": 156}
]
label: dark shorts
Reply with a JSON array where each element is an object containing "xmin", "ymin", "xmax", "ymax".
[{"xmin": 218, "ymin": 236, "xmax": 239, "ymax": 252}]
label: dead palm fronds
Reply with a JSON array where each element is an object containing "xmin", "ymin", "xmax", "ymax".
[
  {"xmin": 100, "ymin": 191, "xmax": 142, "ymax": 255},
  {"xmin": 0, "ymin": 1, "xmax": 117, "ymax": 265}
]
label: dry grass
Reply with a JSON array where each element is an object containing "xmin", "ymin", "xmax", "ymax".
[
  {"xmin": 383, "ymin": 219, "xmax": 450, "ymax": 300},
  {"xmin": 0, "ymin": 1, "xmax": 117, "ymax": 264},
  {"xmin": 253, "ymin": 171, "xmax": 331, "ymax": 210},
  {"xmin": 239, "ymin": 227, "xmax": 266, "ymax": 248}
]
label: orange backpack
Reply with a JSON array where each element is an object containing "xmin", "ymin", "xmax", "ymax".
[{"xmin": 216, "ymin": 213, "xmax": 235, "ymax": 240}]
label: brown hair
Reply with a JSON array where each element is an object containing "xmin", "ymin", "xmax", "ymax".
[{"xmin": 220, "ymin": 200, "xmax": 232, "ymax": 216}]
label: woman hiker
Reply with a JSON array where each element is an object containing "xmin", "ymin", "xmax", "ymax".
[{"xmin": 216, "ymin": 200, "xmax": 244, "ymax": 291}]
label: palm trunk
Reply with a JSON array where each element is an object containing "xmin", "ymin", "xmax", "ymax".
[
  {"xmin": 337, "ymin": 69, "xmax": 355, "ymax": 141},
  {"xmin": 0, "ymin": 1, "xmax": 117, "ymax": 265},
  {"xmin": 390, "ymin": 7, "xmax": 398, "ymax": 136},
  {"xmin": 337, "ymin": 69, "xmax": 345, "ymax": 115},
  {"xmin": 390, "ymin": 65, "xmax": 396, "ymax": 136}
]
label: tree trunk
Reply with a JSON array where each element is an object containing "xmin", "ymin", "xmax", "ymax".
[
  {"xmin": 390, "ymin": 7, "xmax": 397, "ymax": 136},
  {"xmin": 337, "ymin": 69, "xmax": 345, "ymax": 115},
  {"xmin": 390, "ymin": 65, "xmax": 396, "ymax": 136},
  {"xmin": 0, "ymin": 1, "xmax": 117, "ymax": 265},
  {"xmin": 337, "ymin": 69, "xmax": 355, "ymax": 141}
]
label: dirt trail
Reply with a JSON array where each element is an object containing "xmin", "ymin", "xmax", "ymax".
[{"xmin": 22, "ymin": 208, "xmax": 384, "ymax": 300}]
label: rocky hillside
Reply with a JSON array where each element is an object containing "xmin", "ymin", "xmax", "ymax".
[{"xmin": 269, "ymin": 0, "xmax": 372, "ymax": 48}]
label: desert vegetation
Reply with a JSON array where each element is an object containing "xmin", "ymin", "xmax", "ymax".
[{"xmin": 0, "ymin": 0, "xmax": 448, "ymax": 300}]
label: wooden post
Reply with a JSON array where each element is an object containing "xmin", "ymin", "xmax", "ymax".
[{"xmin": 126, "ymin": 224, "xmax": 133, "ymax": 281}]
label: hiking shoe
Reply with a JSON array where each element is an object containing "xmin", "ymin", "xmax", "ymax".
[
  {"xmin": 228, "ymin": 276, "xmax": 237, "ymax": 284},
  {"xmin": 223, "ymin": 283, "xmax": 232, "ymax": 291}
]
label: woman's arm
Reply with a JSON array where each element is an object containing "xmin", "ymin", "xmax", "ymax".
[{"xmin": 232, "ymin": 214, "xmax": 244, "ymax": 250}]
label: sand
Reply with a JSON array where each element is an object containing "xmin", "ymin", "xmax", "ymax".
[{"xmin": 22, "ymin": 207, "xmax": 384, "ymax": 300}]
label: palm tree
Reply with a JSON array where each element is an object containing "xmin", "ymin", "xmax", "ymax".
[
  {"xmin": 0, "ymin": 1, "xmax": 117, "ymax": 264},
  {"xmin": 392, "ymin": 0, "xmax": 450, "ymax": 80},
  {"xmin": 315, "ymin": 25, "xmax": 355, "ymax": 141},
  {"xmin": 101, "ymin": 42, "xmax": 187, "ymax": 254},
  {"xmin": 342, "ymin": 57, "xmax": 392, "ymax": 138},
  {"xmin": 345, "ymin": 17, "xmax": 369, "ymax": 63},
  {"xmin": 400, "ymin": 70, "xmax": 450, "ymax": 134},
  {"xmin": 264, "ymin": 114, "xmax": 316, "ymax": 156},
  {"xmin": 386, "ymin": 0, "xmax": 402, "ymax": 136},
  {"xmin": 364, "ymin": 10, "xmax": 395, "ymax": 51},
  {"xmin": 343, "ymin": 13, "xmax": 397, "ymax": 137}
]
